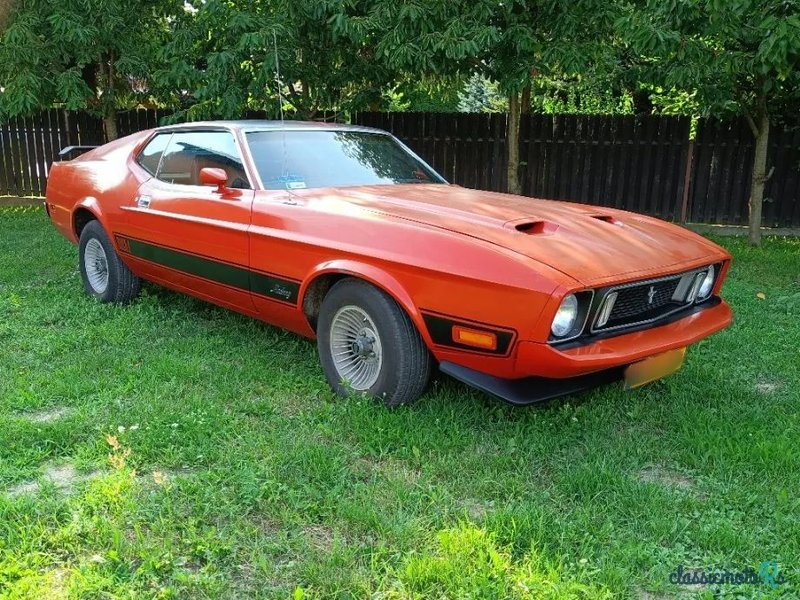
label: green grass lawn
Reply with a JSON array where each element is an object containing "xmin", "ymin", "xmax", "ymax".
[{"xmin": 1, "ymin": 206, "xmax": 798, "ymax": 599}]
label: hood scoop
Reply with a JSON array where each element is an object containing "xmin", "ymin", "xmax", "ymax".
[
  {"xmin": 506, "ymin": 219, "xmax": 560, "ymax": 235},
  {"xmin": 591, "ymin": 214, "xmax": 624, "ymax": 226}
]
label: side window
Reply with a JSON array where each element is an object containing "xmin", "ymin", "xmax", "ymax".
[
  {"xmin": 156, "ymin": 131, "xmax": 250, "ymax": 189},
  {"xmin": 137, "ymin": 133, "xmax": 171, "ymax": 175}
]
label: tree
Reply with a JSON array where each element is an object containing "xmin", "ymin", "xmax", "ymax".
[
  {"xmin": 332, "ymin": 0, "xmax": 617, "ymax": 194},
  {"xmin": 154, "ymin": 0, "xmax": 399, "ymax": 121},
  {"xmin": 458, "ymin": 74, "xmax": 505, "ymax": 113},
  {"xmin": 480, "ymin": 0, "xmax": 618, "ymax": 193},
  {"xmin": 0, "ymin": 0, "xmax": 176, "ymax": 140},
  {"xmin": 619, "ymin": 0, "xmax": 800, "ymax": 246}
]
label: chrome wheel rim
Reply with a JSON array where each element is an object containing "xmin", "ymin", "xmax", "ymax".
[
  {"xmin": 329, "ymin": 305, "xmax": 383, "ymax": 391},
  {"xmin": 84, "ymin": 238, "xmax": 109, "ymax": 294}
]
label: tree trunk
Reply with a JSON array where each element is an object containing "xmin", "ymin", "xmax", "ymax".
[
  {"xmin": 520, "ymin": 83, "xmax": 531, "ymax": 114},
  {"xmin": 747, "ymin": 102, "xmax": 770, "ymax": 246},
  {"xmin": 103, "ymin": 110, "xmax": 118, "ymax": 142},
  {"xmin": 95, "ymin": 57, "xmax": 119, "ymax": 142},
  {"xmin": 98, "ymin": 54, "xmax": 118, "ymax": 142},
  {"xmin": 506, "ymin": 92, "xmax": 521, "ymax": 195}
]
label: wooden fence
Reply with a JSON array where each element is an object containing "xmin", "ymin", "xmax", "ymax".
[
  {"xmin": 0, "ymin": 109, "xmax": 170, "ymax": 198},
  {"xmin": 2, "ymin": 109, "xmax": 799, "ymax": 226},
  {"xmin": 353, "ymin": 112, "xmax": 800, "ymax": 227}
]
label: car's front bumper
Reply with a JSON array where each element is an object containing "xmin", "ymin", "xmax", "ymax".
[
  {"xmin": 437, "ymin": 298, "xmax": 732, "ymax": 404},
  {"xmin": 515, "ymin": 298, "xmax": 732, "ymax": 379}
]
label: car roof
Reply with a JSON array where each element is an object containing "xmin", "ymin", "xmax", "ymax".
[{"xmin": 153, "ymin": 120, "xmax": 388, "ymax": 135}]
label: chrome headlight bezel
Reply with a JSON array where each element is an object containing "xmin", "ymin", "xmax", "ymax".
[
  {"xmin": 549, "ymin": 291, "xmax": 594, "ymax": 342},
  {"xmin": 696, "ymin": 264, "xmax": 716, "ymax": 301}
]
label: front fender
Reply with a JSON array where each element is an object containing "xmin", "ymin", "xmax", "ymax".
[{"xmin": 300, "ymin": 259, "xmax": 427, "ymax": 341}]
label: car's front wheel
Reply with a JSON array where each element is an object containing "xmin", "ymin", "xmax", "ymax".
[
  {"xmin": 78, "ymin": 220, "xmax": 141, "ymax": 304},
  {"xmin": 317, "ymin": 278, "xmax": 431, "ymax": 407}
]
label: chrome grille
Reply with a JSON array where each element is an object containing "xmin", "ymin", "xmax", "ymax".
[
  {"xmin": 607, "ymin": 278, "xmax": 681, "ymax": 325},
  {"xmin": 592, "ymin": 269, "xmax": 705, "ymax": 333}
]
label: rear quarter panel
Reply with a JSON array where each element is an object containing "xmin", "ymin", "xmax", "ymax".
[{"xmin": 45, "ymin": 132, "xmax": 153, "ymax": 244}]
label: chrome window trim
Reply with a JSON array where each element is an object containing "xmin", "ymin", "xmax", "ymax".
[
  {"xmin": 135, "ymin": 132, "xmax": 173, "ymax": 177},
  {"xmin": 151, "ymin": 128, "xmax": 254, "ymax": 190},
  {"xmin": 589, "ymin": 268, "xmax": 708, "ymax": 334}
]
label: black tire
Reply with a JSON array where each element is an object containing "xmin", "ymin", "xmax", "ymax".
[
  {"xmin": 78, "ymin": 220, "xmax": 141, "ymax": 304},
  {"xmin": 317, "ymin": 278, "xmax": 432, "ymax": 407}
]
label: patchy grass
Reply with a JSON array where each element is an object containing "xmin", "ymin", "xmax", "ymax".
[{"xmin": 1, "ymin": 206, "xmax": 798, "ymax": 598}]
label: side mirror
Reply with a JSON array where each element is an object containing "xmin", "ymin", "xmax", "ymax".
[{"xmin": 199, "ymin": 167, "xmax": 229, "ymax": 193}]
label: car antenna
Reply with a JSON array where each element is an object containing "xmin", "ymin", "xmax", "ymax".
[{"xmin": 272, "ymin": 29, "xmax": 289, "ymax": 191}]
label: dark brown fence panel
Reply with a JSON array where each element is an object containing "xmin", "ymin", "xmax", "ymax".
[
  {"xmin": 521, "ymin": 114, "xmax": 690, "ymax": 221},
  {"xmin": 690, "ymin": 119, "xmax": 752, "ymax": 226},
  {"xmin": 355, "ymin": 112, "xmax": 691, "ymax": 221},
  {"xmin": 0, "ymin": 118, "xmax": 17, "ymax": 195},
  {"xmin": 354, "ymin": 112, "xmax": 510, "ymax": 193},
  {"xmin": 766, "ymin": 126, "xmax": 800, "ymax": 228},
  {"xmin": 116, "ymin": 108, "xmax": 174, "ymax": 137},
  {"xmin": 354, "ymin": 111, "xmax": 800, "ymax": 227},
  {"xmin": 688, "ymin": 118, "xmax": 800, "ymax": 227},
  {"xmin": 2, "ymin": 109, "xmax": 799, "ymax": 226}
]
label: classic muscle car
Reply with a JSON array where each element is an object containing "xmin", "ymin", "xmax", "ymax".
[{"xmin": 45, "ymin": 121, "xmax": 733, "ymax": 406}]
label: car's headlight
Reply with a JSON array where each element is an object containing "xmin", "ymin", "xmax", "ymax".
[
  {"xmin": 551, "ymin": 294, "xmax": 579, "ymax": 337},
  {"xmin": 697, "ymin": 265, "xmax": 715, "ymax": 300}
]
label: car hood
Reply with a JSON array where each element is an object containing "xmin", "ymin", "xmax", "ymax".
[{"xmin": 303, "ymin": 184, "xmax": 726, "ymax": 286}]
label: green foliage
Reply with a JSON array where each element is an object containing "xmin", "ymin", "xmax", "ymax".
[
  {"xmin": 1, "ymin": 0, "xmax": 797, "ymax": 127},
  {"xmin": 618, "ymin": 0, "xmax": 800, "ymax": 118},
  {"xmin": 0, "ymin": 0, "xmax": 177, "ymax": 118},
  {"xmin": 397, "ymin": 76, "xmax": 464, "ymax": 112},
  {"xmin": 331, "ymin": 0, "xmax": 618, "ymax": 95},
  {"xmin": 529, "ymin": 75, "xmax": 634, "ymax": 115},
  {"xmin": 154, "ymin": 0, "xmax": 399, "ymax": 120},
  {"xmin": 643, "ymin": 85, "xmax": 699, "ymax": 116}
]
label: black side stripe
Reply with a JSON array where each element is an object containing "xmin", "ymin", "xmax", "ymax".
[{"xmin": 118, "ymin": 236, "xmax": 300, "ymax": 305}]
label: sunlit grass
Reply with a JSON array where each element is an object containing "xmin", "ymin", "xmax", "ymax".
[{"xmin": 1, "ymin": 207, "xmax": 798, "ymax": 598}]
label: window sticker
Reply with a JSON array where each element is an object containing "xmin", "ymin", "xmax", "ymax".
[{"xmin": 264, "ymin": 173, "xmax": 307, "ymax": 189}]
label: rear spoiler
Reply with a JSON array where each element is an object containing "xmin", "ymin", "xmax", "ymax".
[{"xmin": 58, "ymin": 145, "xmax": 98, "ymax": 160}]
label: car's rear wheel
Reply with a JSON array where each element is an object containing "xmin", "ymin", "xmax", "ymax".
[
  {"xmin": 78, "ymin": 220, "xmax": 141, "ymax": 304},
  {"xmin": 317, "ymin": 278, "xmax": 431, "ymax": 407}
]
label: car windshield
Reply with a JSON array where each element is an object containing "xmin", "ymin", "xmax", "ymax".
[{"xmin": 245, "ymin": 130, "xmax": 445, "ymax": 190}]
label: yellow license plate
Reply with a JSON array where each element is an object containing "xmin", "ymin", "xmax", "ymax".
[{"xmin": 624, "ymin": 347, "xmax": 687, "ymax": 389}]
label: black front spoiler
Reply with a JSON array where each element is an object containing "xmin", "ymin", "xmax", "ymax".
[{"xmin": 439, "ymin": 361, "xmax": 624, "ymax": 406}]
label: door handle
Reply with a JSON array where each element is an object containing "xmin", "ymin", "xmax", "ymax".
[{"xmin": 135, "ymin": 195, "xmax": 151, "ymax": 208}]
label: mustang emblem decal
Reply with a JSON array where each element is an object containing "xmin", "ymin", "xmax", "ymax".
[{"xmin": 647, "ymin": 285, "xmax": 657, "ymax": 305}]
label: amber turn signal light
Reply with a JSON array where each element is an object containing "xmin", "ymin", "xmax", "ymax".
[{"xmin": 452, "ymin": 325, "xmax": 498, "ymax": 350}]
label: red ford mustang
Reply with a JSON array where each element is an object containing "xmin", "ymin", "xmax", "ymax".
[{"xmin": 45, "ymin": 121, "xmax": 732, "ymax": 406}]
